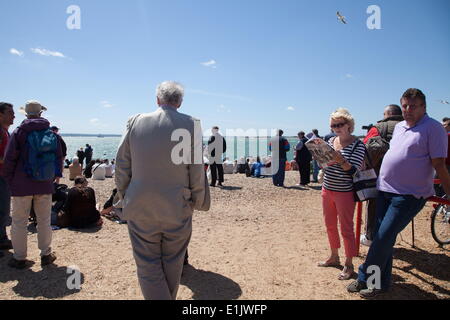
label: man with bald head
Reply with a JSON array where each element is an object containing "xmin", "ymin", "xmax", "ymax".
[{"xmin": 116, "ymin": 81, "xmax": 210, "ymax": 300}]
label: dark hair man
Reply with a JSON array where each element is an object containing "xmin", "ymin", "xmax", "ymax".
[{"xmin": 349, "ymin": 89, "xmax": 450, "ymax": 298}]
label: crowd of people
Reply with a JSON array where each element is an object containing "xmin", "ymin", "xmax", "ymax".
[{"xmin": 0, "ymin": 84, "xmax": 449, "ymax": 300}]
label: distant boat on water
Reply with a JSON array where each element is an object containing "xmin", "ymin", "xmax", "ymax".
[{"xmin": 97, "ymin": 134, "xmax": 105, "ymax": 138}]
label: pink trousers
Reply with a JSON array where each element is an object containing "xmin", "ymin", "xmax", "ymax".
[{"xmin": 321, "ymin": 188, "xmax": 357, "ymax": 258}]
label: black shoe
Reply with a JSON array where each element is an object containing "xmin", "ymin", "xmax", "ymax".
[
  {"xmin": 8, "ymin": 258, "xmax": 28, "ymax": 269},
  {"xmin": 209, "ymin": 184, "xmax": 216, "ymax": 187},
  {"xmin": 218, "ymin": 182, "xmax": 223, "ymax": 187},
  {"xmin": 41, "ymin": 253, "xmax": 57, "ymax": 266},
  {"xmin": 347, "ymin": 280, "xmax": 367, "ymax": 293},
  {"xmin": 0, "ymin": 239, "xmax": 13, "ymax": 250}
]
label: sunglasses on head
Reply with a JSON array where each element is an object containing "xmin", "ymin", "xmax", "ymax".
[{"xmin": 330, "ymin": 122, "xmax": 346, "ymax": 129}]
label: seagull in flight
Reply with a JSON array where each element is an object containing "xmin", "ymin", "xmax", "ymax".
[
  {"xmin": 438, "ymin": 99, "xmax": 450, "ymax": 105},
  {"xmin": 337, "ymin": 11, "xmax": 347, "ymax": 24}
]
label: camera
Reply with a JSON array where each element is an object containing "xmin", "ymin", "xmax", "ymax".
[{"xmin": 362, "ymin": 124, "xmax": 373, "ymax": 131}]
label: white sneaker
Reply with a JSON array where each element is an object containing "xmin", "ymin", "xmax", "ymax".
[{"xmin": 360, "ymin": 234, "xmax": 372, "ymax": 247}]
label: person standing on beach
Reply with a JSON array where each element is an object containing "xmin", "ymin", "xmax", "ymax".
[
  {"xmin": 84, "ymin": 144, "xmax": 93, "ymax": 167},
  {"xmin": 207, "ymin": 126, "xmax": 227, "ymax": 187},
  {"xmin": 269, "ymin": 129, "xmax": 290, "ymax": 187},
  {"xmin": 3, "ymin": 101, "xmax": 63, "ymax": 268},
  {"xmin": 50, "ymin": 126, "xmax": 67, "ymax": 184},
  {"xmin": 0, "ymin": 102, "xmax": 15, "ymax": 256},
  {"xmin": 115, "ymin": 81, "xmax": 210, "ymax": 300},
  {"xmin": 311, "ymin": 129, "xmax": 322, "ymax": 182},
  {"xmin": 318, "ymin": 108, "xmax": 365, "ymax": 281},
  {"xmin": 348, "ymin": 89, "xmax": 450, "ymax": 298},
  {"xmin": 360, "ymin": 104, "xmax": 403, "ymax": 247},
  {"xmin": 294, "ymin": 131, "xmax": 312, "ymax": 186},
  {"xmin": 77, "ymin": 147, "xmax": 85, "ymax": 169}
]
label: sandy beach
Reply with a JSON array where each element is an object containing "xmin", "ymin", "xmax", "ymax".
[{"xmin": 0, "ymin": 169, "xmax": 448, "ymax": 300}]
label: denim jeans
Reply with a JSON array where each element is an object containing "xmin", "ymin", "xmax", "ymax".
[
  {"xmin": 357, "ymin": 191, "xmax": 426, "ymax": 290},
  {"xmin": 272, "ymin": 158, "xmax": 286, "ymax": 186},
  {"xmin": 0, "ymin": 176, "xmax": 11, "ymax": 242},
  {"xmin": 312, "ymin": 160, "xmax": 320, "ymax": 182}
]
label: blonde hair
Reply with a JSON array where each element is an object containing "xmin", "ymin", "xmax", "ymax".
[{"xmin": 330, "ymin": 108, "xmax": 355, "ymax": 134}]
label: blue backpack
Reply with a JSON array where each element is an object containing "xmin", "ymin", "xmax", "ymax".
[{"xmin": 24, "ymin": 129, "xmax": 58, "ymax": 181}]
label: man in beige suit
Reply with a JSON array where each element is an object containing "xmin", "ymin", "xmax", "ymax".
[{"xmin": 115, "ymin": 81, "xmax": 210, "ymax": 300}]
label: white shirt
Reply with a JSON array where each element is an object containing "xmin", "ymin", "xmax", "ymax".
[
  {"xmin": 92, "ymin": 163, "xmax": 106, "ymax": 180},
  {"xmin": 104, "ymin": 164, "xmax": 114, "ymax": 177}
]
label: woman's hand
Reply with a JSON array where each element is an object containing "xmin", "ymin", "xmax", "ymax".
[{"xmin": 330, "ymin": 150, "xmax": 346, "ymax": 165}]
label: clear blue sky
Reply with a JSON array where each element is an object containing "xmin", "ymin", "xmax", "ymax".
[{"xmin": 1, "ymin": 0, "xmax": 449, "ymax": 136}]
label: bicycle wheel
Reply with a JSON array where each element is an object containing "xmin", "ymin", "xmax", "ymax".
[{"xmin": 431, "ymin": 204, "xmax": 450, "ymax": 246}]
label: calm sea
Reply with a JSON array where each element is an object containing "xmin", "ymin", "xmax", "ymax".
[{"xmin": 62, "ymin": 136, "xmax": 300, "ymax": 162}]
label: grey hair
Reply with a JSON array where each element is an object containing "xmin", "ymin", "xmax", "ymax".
[{"xmin": 156, "ymin": 81, "xmax": 184, "ymax": 106}]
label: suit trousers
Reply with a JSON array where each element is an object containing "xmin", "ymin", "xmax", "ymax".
[
  {"xmin": 297, "ymin": 160, "xmax": 311, "ymax": 185},
  {"xmin": 127, "ymin": 218, "xmax": 192, "ymax": 300},
  {"xmin": 11, "ymin": 194, "xmax": 53, "ymax": 260},
  {"xmin": 210, "ymin": 163, "xmax": 224, "ymax": 185}
]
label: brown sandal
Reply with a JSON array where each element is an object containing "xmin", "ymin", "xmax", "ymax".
[
  {"xmin": 317, "ymin": 259, "xmax": 341, "ymax": 267},
  {"xmin": 338, "ymin": 265, "xmax": 354, "ymax": 280}
]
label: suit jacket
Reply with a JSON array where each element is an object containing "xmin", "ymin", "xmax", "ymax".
[{"xmin": 115, "ymin": 106, "xmax": 210, "ymax": 228}]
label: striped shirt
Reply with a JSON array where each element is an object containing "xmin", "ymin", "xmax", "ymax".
[{"xmin": 323, "ymin": 138, "xmax": 366, "ymax": 192}]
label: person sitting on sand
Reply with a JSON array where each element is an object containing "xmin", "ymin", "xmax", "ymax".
[
  {"xmin": 61, "ymin": 176, "xmax": 102, "ymax": 229},
  {"xmin": 69, "ymin": 157, "xmax": 82, "ymax": 181},
  {"xmin": 251, "ymin": 157, "xmax": 265, "ymax": 178},
  {"xmin": 104, "ymin": 159, "xmax": 114, "ymax": 178},
  {"xmin": 92, "ymin": 159, "xmax": 106, "ymax": 180},
  {"xmin": 318, "ymin": 108, "xmax": 365, "ymax": 281},
  {"xmin": 84, "ymin": 160, "xmax": 96, "ymax": 179}
]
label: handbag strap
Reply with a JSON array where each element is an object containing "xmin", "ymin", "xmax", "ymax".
[{"xmin": 350, "ymin": 139, "xmax": 375, "ymax": 169}]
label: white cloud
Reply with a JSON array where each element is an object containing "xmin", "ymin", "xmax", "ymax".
[
  {"xmin": 287, "ymin": 106, "xmax": 295, "ymax": 111},
  {"xmin": 217, "ymin": 104, "xmax": 231, "ymax": 113},
  {"xmin": 10, "ymin": 48, "xmax": 24, "ymax": 57},
  {"xmin": 345, "ymin": 74, "xmax": 354, "ymax": 78},
  {"xmin": 90, "ymin": 118, "xmax": 99, "ymax": 124},
  {"xmin": 201, "ymin": 59, "xmax": 217, "ymax": 68},
  {"xmin": 100, "ymin": 101, "xmax": 114, "ymax": 108},
  {"xmin": 31, "ymin": 48, "xmax": 66, "ymax": 58}
]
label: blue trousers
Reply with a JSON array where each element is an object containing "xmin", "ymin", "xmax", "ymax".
[
  {"xmin": 312, "ymin": 160, "xmax": 320, "ymax": 181},
  {"xmin": 357, "ymin": 191, "xmax": 426, "ymax": 290},
  {"xmin": 0, "ymin": 176, "xmax": 11, "ymax": 241},
  {"xmin": 272, "ymin": 158, "xmax": 286, "ymax": 186}
]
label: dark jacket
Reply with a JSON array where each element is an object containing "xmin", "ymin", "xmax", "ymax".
[
  {"xmin": 269, "ymin": 136, "xmax": 291, "ymax": 160},
  {"xmin": 208, "ymin": 134, "xmax": 227, "ymax": 162},
  {"xmin": 3, "ymin": 118, "xmax": 64, "ymax": 196},
  {"xmin": 295, "ymin": 137, "xmax": 312, "ymax": 163},
  {"xmin": 63, "ymin": 186, "xmax": 100, "ymax": 228}
]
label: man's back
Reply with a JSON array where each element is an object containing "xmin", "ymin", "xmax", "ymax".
[{"xmin": 116, "ymin": 106, "xmax": 209, "ymax": 226}]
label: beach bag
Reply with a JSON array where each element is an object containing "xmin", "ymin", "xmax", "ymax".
[
  {"xmin": 351, "ymin": 140, "xmax": 378, "ymax": 202},
  {"xmin": 24, "ymin": 128, "xmax": 58, "ymax": 181}
]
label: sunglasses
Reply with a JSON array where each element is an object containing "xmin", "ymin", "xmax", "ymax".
[{"xmin": 330, "ymin": 122, "xmax": 347, "ymax": 129}]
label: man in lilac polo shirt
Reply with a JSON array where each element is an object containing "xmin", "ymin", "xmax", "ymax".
[{"xmin": 348, "ymin": 88, "xmax": 450, "ymax": 298}]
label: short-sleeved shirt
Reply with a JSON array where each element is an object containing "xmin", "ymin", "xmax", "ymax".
[
  {"xmin": 378, "ymin": 114, "xmax": 447, "ymax": 199},
  {"xmin": 323, "ymin": 138, "xmax": 366, "ymax": 192}
]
